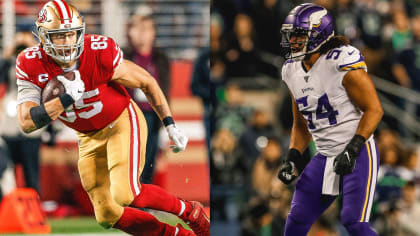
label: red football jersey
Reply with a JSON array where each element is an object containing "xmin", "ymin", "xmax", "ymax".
[{"xmin": 16, "ymin": 34, "xmax": 130, "ymax": 133}]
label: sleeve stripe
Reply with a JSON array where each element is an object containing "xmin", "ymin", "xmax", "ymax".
[
  {"xmin": 16, "ymin": 73, "xmax": 26, "ymax": 79},
  {"xmin": 113, "ymin": 49, "xmax": 124, "ymax": 71},
  {"xmin": 113, "ymin": 47, "xmax": 122, "ymax": 66},
  {"xmin": 16, "ymin": 66, "xmax": 29, "ymax": 78},
  {"xmin": 338, "ymin": 55, "xmax": 365, "ymax": 69},
  {"xmin": 340, "ymin": 62, "xmax": 367, "ymax": 71}
]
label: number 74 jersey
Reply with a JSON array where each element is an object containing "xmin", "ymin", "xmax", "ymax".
[
  {"xmin": 282, "ymin": 45, "xmax": 367, "ymax": 157},
  {"xmin": 16, "ymin": 34, "xmax": 130, "ymax": 133}
]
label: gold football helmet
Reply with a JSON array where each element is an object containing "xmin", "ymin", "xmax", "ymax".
[{"xmin": 36, "ymin": 0, "xmax": 85, "ymax": 63}]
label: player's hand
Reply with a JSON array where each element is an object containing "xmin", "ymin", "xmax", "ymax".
[
  {"xmin": 166, "ymin": 124, "xmax": 188, "ymax": 153},
  {"xmin": 278, "ymin": 161, "xmax": 297, "ymax": 185},
  {"xmin": 334, "ymin": 135, "xmax": 366, "ymax": 175},
  {"xmin": 57, "ymin": 70, "xmax": 85, "ymax": 101}
]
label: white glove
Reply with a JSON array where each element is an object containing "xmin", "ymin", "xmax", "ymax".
[
  {"xmin": 166, "ymin": 124, "xmax": 188, "ymax": 153},
  {"xmin": 57, "ymin": 70, "xmax": 85, "ymax": 101}
]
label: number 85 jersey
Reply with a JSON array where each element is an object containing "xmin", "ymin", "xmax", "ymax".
[
  {"xmin": 16, "ymin": 34, "xmax": 130, "ymax": 133},
  {"xmin": 282, "ymin": 45, "xmax": 367, "ymax": 157}
]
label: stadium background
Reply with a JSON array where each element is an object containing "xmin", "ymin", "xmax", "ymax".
[
  {"xmin": 0, "ymin": 0, "xmax": 209, "ymax": 234},
  {"xmin": 211, "ymin": 0, "xmax": 420, "ymax": 236}
]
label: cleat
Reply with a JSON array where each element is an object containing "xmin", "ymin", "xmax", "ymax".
[{"xmin": 185, "ymin": 201, "xmax": 210, "ymax": 236}]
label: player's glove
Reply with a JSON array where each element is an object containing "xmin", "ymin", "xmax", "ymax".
[
  {"xmin": 333, "ymin": 134, "xmax": 366, "ymax": 175},
  {"xmin": 166, "ymin": 124, "xmax": 188, "ymax": 153},
  {"xmin": 278, "ymin": 148, "xmax": 310, "ymax": 185},
  {"xmin": 57, "ymin": 70, "xmax": 85, "ymax": 102}
]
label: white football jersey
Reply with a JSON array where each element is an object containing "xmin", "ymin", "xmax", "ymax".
[{"xmin": 282, "ymin": 45, "xmax": 367, "ymax": 157}]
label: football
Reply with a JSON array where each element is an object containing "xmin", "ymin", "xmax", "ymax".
[{"xmin": 41, "ymin": 71, "xmax": 75, "ymax": 103}]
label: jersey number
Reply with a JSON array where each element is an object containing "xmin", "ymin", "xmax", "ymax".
[
  {"xmin": 59, "ymin": 88, "xmax": 103, "ymax": 123},
  {"xmin": 24, "ymin": 47, "xmax": 42, "ymax": 59},
  {"xmin": 296, "ymin": 93, "xmax": 338, "ymax": 129},
  {"xmin": 91, "ymin": 35, "xmax": 108, "ymax": 50}
]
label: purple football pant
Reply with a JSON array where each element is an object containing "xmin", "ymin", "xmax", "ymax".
[{"xmin": 285, "ymin": 138, "xmax": 379, "ymax": 236}]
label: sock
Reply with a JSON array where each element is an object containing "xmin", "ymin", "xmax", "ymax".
[
  {"xmin": 113, "ymin": 207, "xmax": 176, "ymax": 236},
  {"xmin": 131, "ymin": 184, "xmax": 193, "ymax": 219}
]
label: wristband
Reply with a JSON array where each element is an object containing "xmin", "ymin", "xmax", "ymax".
[
  {"xmin": 59, "ymin": 94, "xmax": 75, "ymax": 109},
  {"xmin": 286, "ymin": 148, "xmax": 310, "ymax": 174},
  {"xmin": 30, "ymin": 104, "xmax": 52, "ymax": 129},
  {"xmin": 347, "ymin": 134, "xmax": 366, "ymax": 157},
  {"xmin": 162, "ymin": 116, "xmax": 175, "ymax": 127}
]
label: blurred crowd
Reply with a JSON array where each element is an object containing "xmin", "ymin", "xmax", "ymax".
[{"xmin": 210, "ymin": 0, "xmax": 420, "ymax": 235}]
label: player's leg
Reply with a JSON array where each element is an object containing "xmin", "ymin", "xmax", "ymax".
[
  {"xmin": 340, "ymin": 137, "xmax": 379, "ymax": 235},
  {"xmin": 126, "ymin": 102, "xmax": 209, "ymax": 234},
  {"xmin": 105, "ymin": 103, "xmax": 195, "ymax": 235},
  {"xmin": 284, "ymin": 153, "xmax": 336, "ymax": 236},
  {"xmin": 78, "ymin": 122, "xmax": 191, "ymax": 236}
]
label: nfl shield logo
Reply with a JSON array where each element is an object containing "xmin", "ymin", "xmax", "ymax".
[{"xmin": 304, "ymin": 76, "xmax": 310, "ymax": 83}]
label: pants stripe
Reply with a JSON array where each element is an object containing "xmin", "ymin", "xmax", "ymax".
[
  {"xmin": 365, "ymin": 139, "xmax": 378, "ymax": 222},
  {"xmin": 128, "ymin": 103, "xmax": 141, "ymax": 196},
  {"xmin": 131, "ymin": 102, "xmax": 142, "ymax": 194},
  {"xmin": 360, "ymin": 141, "xmax": 373, "ymax": 222}
]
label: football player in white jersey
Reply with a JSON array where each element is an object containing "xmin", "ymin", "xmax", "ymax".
[{"xmin": 277, "ymin": 3, "xmax": 383, "ymax": 236}]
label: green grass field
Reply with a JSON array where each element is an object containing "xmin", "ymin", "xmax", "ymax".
[{"xmin": 3, "ymin": 210, "xmax": 189, "ymax": 235}]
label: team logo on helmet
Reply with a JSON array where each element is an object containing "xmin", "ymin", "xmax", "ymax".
[{"xmin": 37, "ymin": 8, "xmax": 47, "ymax": 23}]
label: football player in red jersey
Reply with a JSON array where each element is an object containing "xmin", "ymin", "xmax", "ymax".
[{"xmin": 16, "ymin": 1, "xmax": 209, "ymax": 236}]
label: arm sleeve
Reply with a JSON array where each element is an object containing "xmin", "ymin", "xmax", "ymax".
[{"xmin": 17, "ymin": 79, "xmax": 41, "ymax": 105}]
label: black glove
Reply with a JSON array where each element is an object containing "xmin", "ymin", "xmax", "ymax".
[
  {"xmin": 333, "ymin": 135, "xmax": 366, "ymax": 175},
  {"xmin": 278, "ymin": 148, "xmax": 310, "ymax": 185}
]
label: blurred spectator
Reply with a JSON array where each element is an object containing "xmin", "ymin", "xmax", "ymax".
[
  {"xmin": 211, "ymin": 128, "xmax": 249, "ymax": 221},
  {"xmin": 357, "ymin": 0, "xmax": 386, "ymax": 75},
  {"xmin": 0, "ymin": 31, "xmax": 43, "ymax": 193},
  {"xmin": 251, "ymin": 0, "xmax": 282, "ymax": 56},
  {"xmin": 210, "ymin": 12, "xmax": 227, "ymax": 84},
  {"xmin": 392, "ymin": 14, "xmax": 420, "ymax": 118},
  {"xmin": 391, "ymin": 10, "xmax": 412, "ymax": 52},
  {"xmin": 224, "ymin": 14, "xmax": 259, "ymax": 78},
  {"xmin": 215, "ymin": 83, "xmax": 253, "ymax": 137},
  {"xmin": 252, "ymin": 138, "xmax": 282, "ymax": 198},
  {"xmin": 239, "ymin": 110, "xmax": 277, "ymax": 164},
  {"xmin": 331, "ymin": 0, "xmax": 360, "ymax": 44},
  {"xmin": 191, "ymin": 48, "xmax": 211, "ymax": 159},
  {"xmin": 124, "ymin": 12, "xmax": 171, "ymax": 184},
  {"xmin": 397, "ymin": 148, "xmax": 419, "ymax": 181},
  {"xmin": 398, "ymin": 181, "xmax": 420, "ymax": 235},
  {"xmin": 211, "ymin": 129, "xmax": 247, "ymax": 186}
]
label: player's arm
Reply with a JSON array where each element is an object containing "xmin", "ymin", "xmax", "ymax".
[
  {"xmin": 17, "ymin": 71, "xmax": 84, "ymax": 134},
  {"xmin": 111, "ymin": 59, "xmax": 188, "ymax": 152},
  {"xmin": 278, "ymin": 90, "xmax": 312, "ymax": 185},
  {"xmin": 17, "ymin": 98, "xmax": 67, "ymax": 133},
  {"xmin": 342, "ymin": 69, "xmax": 383, "ymax": 140},
  {"xmin": 112, "ymin": 59, "xmax": 171, "ymax": 120},
  {"xmin": 334, "ymin": 69, "xmax": 383, "ymax": 175}
]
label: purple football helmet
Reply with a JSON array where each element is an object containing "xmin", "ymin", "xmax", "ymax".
[{"xmin": 280, "ymin": 3, "xmax": 335, "ymax": 60}]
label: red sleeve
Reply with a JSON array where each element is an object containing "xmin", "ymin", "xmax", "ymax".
[{"xmin": 95, "ymin": 35, "xmax": 124, "ymax": 79}]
